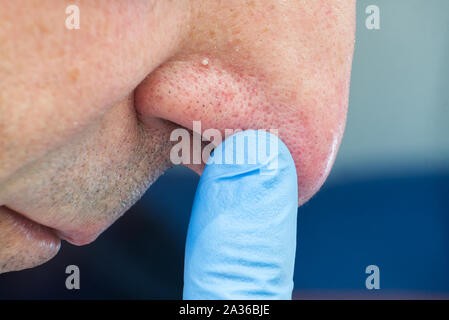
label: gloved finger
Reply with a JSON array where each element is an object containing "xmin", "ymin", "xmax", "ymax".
[{"xmin": 183, "ymin": 130, "xmax": 298, "ymax": 300}]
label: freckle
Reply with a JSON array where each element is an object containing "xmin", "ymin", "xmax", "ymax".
[
  {"xmin": 201, "ymin": 58, "xmax": 209, "ymax": 66},
  {"xmin": 68, "ymin": 67, "xmax": 79, "ymax": 82},
  {"xmin": 231, "ymin": 29, "xmax": 241, "ymax": 36}
]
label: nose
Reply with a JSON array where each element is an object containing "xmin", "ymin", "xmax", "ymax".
[
  {"xmin": 134, "ymin": 0, "xmax": 356, "ymax": 205},
  {"xmin": 134, "ymin": 52, "xmax": 350, "ymax": 205}
]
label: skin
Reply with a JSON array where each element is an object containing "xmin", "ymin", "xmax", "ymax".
[{"xmin": 0, "ymin": 0, "xmax": 355, "ymax": 274}]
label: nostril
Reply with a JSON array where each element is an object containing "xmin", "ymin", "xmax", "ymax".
[{"xmin": 136, "ymin": 115, "xmax": 176, "ymax": 132}]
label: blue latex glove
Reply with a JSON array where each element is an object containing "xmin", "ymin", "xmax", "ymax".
[{"xmin": 183, "ymin": 130, "xmax": 298, "ymax": 300}]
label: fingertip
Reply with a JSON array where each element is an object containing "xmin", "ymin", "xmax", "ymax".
[
  {"xmin": 202, "ymin": 129, "xmax": 297, "ymax": 185},
  {"xmin": 183, "ymin": 130, "xmax": 298, "ymax": 299}
]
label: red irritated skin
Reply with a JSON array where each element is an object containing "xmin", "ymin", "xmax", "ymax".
[
  {"xmin": 0, "ymin": 0, "xmax": 355, "ymax": 273},
  {"xmin": 135, "ymin": 1, "xmax": 355, "ymax": 205}
]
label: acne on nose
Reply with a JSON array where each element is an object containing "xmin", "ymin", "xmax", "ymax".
[
  {"xmin": 134, "ymin": 56, "xmax": 270, "ymax": 131},
  {"xmin": 134, "ymin": 56, "xmax": 286, "ymax": 169},
  {"xmin": 134, "ymin": 56, "xmax": 347, "ymax": 205}
]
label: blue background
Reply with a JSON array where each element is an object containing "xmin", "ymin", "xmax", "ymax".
[{"xmin": 1, "ymin": 167, "xmax": 448, "ymax": 299}]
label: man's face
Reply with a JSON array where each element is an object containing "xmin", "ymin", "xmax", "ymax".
[{"xmin": 0, "ymin": 0, "xmax": 355, "ymax": 273}]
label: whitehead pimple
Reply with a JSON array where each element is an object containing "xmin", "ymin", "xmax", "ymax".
[{"xmin": 201, "ymin": 59, "xmax": 209, "ymax": 66}]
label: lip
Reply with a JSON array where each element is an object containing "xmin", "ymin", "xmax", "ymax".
[
  {"xmin": 3, "ymin": 206, "xmax": 97, "ymax": 247},
  {"xmin": 2, "ymin": 206, "xmax": 60, "ymax": 250}
]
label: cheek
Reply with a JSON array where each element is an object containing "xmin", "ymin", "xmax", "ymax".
[
  {"xmin": 2, "ymin": 97, "xmax": 175, "ymax": 246},
  {"xmin": 135, "ymin": 56, "xmax": 348, "ymax": 205}
]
